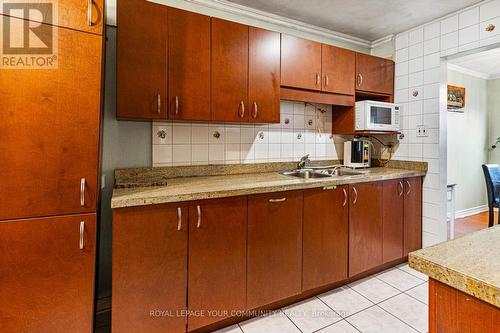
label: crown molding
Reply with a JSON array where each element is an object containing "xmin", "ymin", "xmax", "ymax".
[
  {"xmin": 489, "ymin": 73, "xmax": 500, "ymax": 80},
  {"xmin": 371, "ymin": 34, "xmax": 394, "ymax": 48},
  {"xmin": 447, "ymin": 63, "xmax": 491, "ymax": 80}
]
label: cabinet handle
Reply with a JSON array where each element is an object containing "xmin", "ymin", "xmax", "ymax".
[
  {"xmin": 357, "ymin": 73, "xmax": 363, "ymax": 87},
  {"xmin": 398, "ymin": 181, "xmax": 404, "ymax": 196},
  {"xmin": 175, "ymin": 96, "xmax": 179, "ymax": 115},
  {"xmin": 316, "ymin": 73, "xmax": 320, "ymax": 87},
  {"xmin": 80, "ymin": 178, "xmax": 86, "ymax": 207},
  {"xmin": 252, "ymin": 101, "xmax": 258, "ymax": 119},
  {"xmin": 405, "ymin": 180, "xmax": 411, "ymax": 196},
  {"xmin": 79, "ymin": 221, "xmax": 85, "ymax": 250},
  {"xmin": 325, "ymin": 75, "xmax": 329, "ymax": 87},
  {"xmin": 177, "ymin": 207, "xmax": 182, "ymax": 231},
  {"xmin": 157, "ymin": 94, "xmax": 161, "ymax": 114},
  {"xmin": 269, "ymin": 198, "xmax": 286, "ymax": 203},
  {"xmin": 342, "ymin": 188, "xmax": 347, "ymax": 207},
  {"xmin": 87, "ymin": 0, "xmax": 93, "ymax": 26},
  {"xmin": 352, "ymin": 187, "xmax": 358, "ymax": 205},
  {"xmin": 196, "ymin": 205, "xmax": 201, "ymax": 228},
  {"xmin": 239, "ymin": 101, "xmax": 245, "ymax": 118}
]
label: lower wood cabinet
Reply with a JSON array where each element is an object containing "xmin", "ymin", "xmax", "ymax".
[
  {"xmin": 382, "ymin": 179, "xmax": 405, "ymax": 263},
  {"xmin": 404, "ymin": 177, "xmax": 423, "ymax": 255},
  {"xmin": 247, "ymin": 191, "xmax": 303, "ymax": 309},
  {"xmin": 303, "ymin": 186, "xmax": 349, "ymax": 291},
  {"xmin": 0, "ymin": 214, "xmax": 96, "ymax": 333},
  {"xmin": 187, "ymin": 197, "xmax": 247, "ymax": 331},
  {"xmin": 112, "ymin": 203, "xmax": 188, "ymax": 333}
]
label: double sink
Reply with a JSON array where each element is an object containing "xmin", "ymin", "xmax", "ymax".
[{"xmin": 282, "ymin": 167, "xmax": 364, "ymax": 179}]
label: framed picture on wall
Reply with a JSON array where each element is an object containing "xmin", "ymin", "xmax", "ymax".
[{"xmin": 447, "ymin": 85, "xmax": 466, "ymax": 112}]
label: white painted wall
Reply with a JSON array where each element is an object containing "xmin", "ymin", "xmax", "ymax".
[
  {"xmin": 446, "ymin": 69, "xmax": 488, "ymax": 213},
  {"xmin": 488, "ymin": 79, "xmax": 500, "ymax": 164}
]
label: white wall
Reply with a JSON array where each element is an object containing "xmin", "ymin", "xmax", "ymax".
[
  {"xmin": 488, "ymin": 79, "xmax": 500, "ymax": 164},
  {"xmin": 447, "ymin": 69, "xmax": 488, "ymax": 213}
]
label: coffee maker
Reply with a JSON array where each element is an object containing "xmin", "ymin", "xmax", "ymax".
[{"xmin": 343, "ymin": 138, "xmax": 371, "ymax": 168}]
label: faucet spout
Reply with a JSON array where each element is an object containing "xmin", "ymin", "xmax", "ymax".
[{"xmin": 297, "ymin": 154, "xmax": 310, "ymax": 169}]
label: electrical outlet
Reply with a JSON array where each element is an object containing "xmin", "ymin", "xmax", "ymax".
[{"xmin": 416, "ymin": 125, "xmax": 428, "ymax": 137}]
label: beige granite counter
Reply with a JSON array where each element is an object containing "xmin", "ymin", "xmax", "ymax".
[
  {"xmin": 111, "ymin": 166, "xmax": 425, "ymax": 209},
  {"xmin": 409, "ymin": 225, "xmax": 500, "ymax": 308}
]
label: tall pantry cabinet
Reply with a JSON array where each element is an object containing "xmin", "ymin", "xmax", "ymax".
[{"xmin": 0, "ymin": 2, "xmax": 104, "ymax": 332}]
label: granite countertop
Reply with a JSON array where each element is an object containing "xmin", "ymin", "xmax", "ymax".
[
  {"xmin": 409, "ymin": 225, "xmax": 500, "ymax": 308},
  {"xmin": 111, "ymin": 166, "xmax": 425, "ymax": 209}
]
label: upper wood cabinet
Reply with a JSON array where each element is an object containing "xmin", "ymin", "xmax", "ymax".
[
  {"xmin": 321, "ymin": 45, "xmax": 356, "ymax": 95},
  {"xmin": 348, "ymin": 182, "xmax": 384, "ymax": 277},
  {"xmin": 117, "ymin": 0, "xmax": 168, "ymax": 120},
  {"xmin": 0, "ymin": 214, "xmax": 96, "ymax": 333},
  {"xmin": 281, "ymin": 35, "xmax": 322, "ymax": 90},
  {"xmin": 187, "ymin": 197, "xmax": 247, "ymax": 331},
  {"xmin": 0, "ymin": 0, "xmax": 103, "ymax": 34},
  {"xmin": 168, "ymin": 8, "xmax": 211, "ymax": 121},
  {"xmin": 404, "ymin": 177, "xmax": 423, "ymax": 255},
  {"xmin": 303, "ymin": 186, "xmax": 349, "ymax": 291},
  {"xmin": 112, "ymin": 203, "xmax": 188, "ymax": 333},
  {"xmin": 382, "ymin": 179, "xmax": 405, "ymax": 263},
  {"xmin": 0, "ymin": 19, "xmax": 102, "ymax": 221},
  {"xmin": 355, "ymin": 53, "xmax": 395, "ymax": 95},
  {"xmin": 247, "ymin": 191, "xmax": 303, "ymax": 309}
]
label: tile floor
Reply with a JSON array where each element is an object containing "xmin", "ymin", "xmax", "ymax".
[{"xmin": 212, "ymin": 263, "xmax": 429, "ymax": 333}]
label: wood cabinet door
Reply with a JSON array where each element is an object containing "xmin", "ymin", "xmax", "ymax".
[
  {"xmin": 382, "ymin": 179, "xmax": 404, "ymax": 263},
  {"xmin": 321, "ymin": 45, "xmax": 355, "ymax": 95},
  {"xmin": 117, "ymin": 0, "xmax": 167, "ymax": 120},
  {"xmin": 0, "ymin": 214, "xmax": 96, "ymax": 333},
  {"xmin": 248, "ymin": 27, "xmax": 281, "ymax": 123},
  {"xmin": 188, "ymin": 197, "xmax": 247, "ymax": 331},
  {"xmin": 404, "ymin": 177, "xmax": 423, "ymax": 256},
  {"xmin": 303, "ymin": 186, "xmax": 348, "ymax": 291},
  {"xmin": 349, "ymin": 182, "xmax": 383, "ymax": 277},
  {"xmin": 211, "ymin": 18, "xmax": 249, "ymax": 122},
  {"xmin": 0, "ymin": 20, "xmax": 102, "ymax": 221},
  {"xmin": 281, "ymin": 34, "xmax": 322, "ymax": 90},
  {"xmin": 355, "ymin": 53, "xmax": 394, "ymax": 95},
  {"xmin": 247, "ymin": 191, "xmax": 303, "ymax": 309},
  {"xmin": 112, "ymin": 203, "xmax": 188, "ymax": 333},
  {"xmin": 0, "ymin": 0, "xmax": 103, "ymax": 34},
  {"xmin": 168, "ymin": 8, "xmax": 211, "ymax": 121}
]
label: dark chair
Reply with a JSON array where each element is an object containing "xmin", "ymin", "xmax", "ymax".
[{"xmin": 482, "ymin": 164, "xmax": 500, "ymax": 227}]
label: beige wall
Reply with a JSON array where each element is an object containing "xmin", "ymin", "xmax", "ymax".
[{"xmin": 488, "ymin": 79, "xmax": 500, "ymax": 164}]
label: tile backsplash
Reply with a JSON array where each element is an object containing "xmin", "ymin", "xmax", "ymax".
[{"xmin": 152, "ymin": 101, "xmax": 345, "ymax": 167}]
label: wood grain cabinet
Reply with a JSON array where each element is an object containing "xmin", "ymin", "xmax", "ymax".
[
  {"xmin": 0, "ymin": 214, "xmax": 96, "ymax": 333},
  {"xmin": 403, "ymin": 177, "xmax": 423, "ymax": 255},
  {"xmin": 382, "ymin": 179, "xmax": 405, "ymax": 263},
  {"xmin": 281, "ymin": 35, "xmax": 322, "ymax": 90},
  {"xmin": 112, "ymin": 203, "xmax": 188, "ymax": 333},
  {"xmin": 247, "ymin": 191, "xmax": 303, "ymax": 309},
  {"xmin": 187, "ymin": 197, "xmax": 247, "ymax": 331},
  {"xmin": 348, "ymin": 182, "xmax": 384, "ymax": 277},
  {"xmin": 0, "ymin": 18, "xmax": 102, "ymax": 221},
  {"xmin": 321, "ymin": 45, "xmax": 355, "ymax": 95},
  {"xmin": 303, "ymin": 186, "xmax": 349, "ymax": 291},
  {"xmin": 117, "ymin": 0, "xmax": 168, "ymax": 120},
  {"xmin": 355, "ymin": 53, "xmax": 395, "ymax": 95}
]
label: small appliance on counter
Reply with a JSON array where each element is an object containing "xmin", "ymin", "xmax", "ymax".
[
  {"xmin": 355, "ymin": 100, "xmax": 400, "ymax": 132},
  {"xmin": 344, "ymin": 138, "xmax": 371, "ymax": 168}
]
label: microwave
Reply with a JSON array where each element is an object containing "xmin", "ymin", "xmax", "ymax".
[{"xmin": 355, "ymin": 100, "xmax": 400, "ymax": 132}]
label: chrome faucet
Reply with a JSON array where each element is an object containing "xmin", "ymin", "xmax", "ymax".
[{"xmin": 297, "ymin": 154, "xmax": 310, "ymax": 169}]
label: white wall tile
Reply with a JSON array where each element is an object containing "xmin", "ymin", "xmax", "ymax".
[
  {"xmin": 409, "ymin": 43, "xmax": 423, "ymax": 59},
  {"xmin": 441, "ymin": 15, "xmax": 459, "ymax": 35},
  {"xmin": 173, "ymin": 124, "xmax": 192, "ymax": 144},
  {"xmin": 458, "ymin": 41, "xmax": 480, "ymax": 52},
  {"xmin": 408, "ymin": 87, "xmax": 423, "ymax": 101},
  {"xmin": 209, "ymin": 144, "xmax": 225, "ymax": 162},
  {"xmin": 423, "ymin": 98, "xmax": 440, "ymax": 114},
  {"xmin": 225, "ymin": 126, "xmax": 241, "ymax": 144},
  {"xmin": 423, "ymin": 68, "xmax": 440, "ymax": 84},
  {"xmin": 153, "ymin": 145, "xmax": 172, "ymax": 165},
  {"xmin": 409, "ymin": 28, "xmax": 424, "ymax": 45},
  {"xmin": 459, "ymin": 24, "xmax": 479, "ymax": 45},
  {"xmin": 441, "ymin": 31, "xmax": 459, "ymax": 50},
  {"xmin": 480, "ymin": 0, "xmax": 500, "ymax": 22},
  {"xmin": 408, "ymin": 57, "xmax": 424, "ymax": 73},
  {"xmin": 423, "ymin": 144, "xmax": 439, "ymax": 158},
  {"xmin": 409, "ymin": 101, "xmax": 423, "ymax": 116},
  {"xmin": 395, "ymin": 75, "xmax": 409, "ymax": 89},
  {"xmin": 424, "ymin": 83, "xmax": 440, "ymax": 99},
  {"xmin": 172, "ymin": 145, "xmax": 191, "ymax": 164},
  {"xmin": 423, "ymin": 52, "xmax": 440, "ymax": 70},
  {"xmin": 395, "ymin": 48, "xmax": 409, "ymax": 63},
  {"xmin": 395, "ymin": 33, "xmax": 409, "ymax": 49},
  {"xmin": 459, "ymin": 7, "xmax": 479, "ymax": 28},
  {"xmin": 191, "ymin": 125, "xmax": 208, "ymax": 144},
  {"xmin": 225, "ymin": 143, "xmax": 240, "ymax": 161},
  {"xmin": 209, "ymin": 125, "xmax": 225, "ymax": 144},
  {"xmin": 408, "ymin": 72, "xmax": 423, "ymax": 87},
  {"xmin": 424, "ymin": 22, "xmax": 441, "ymax": 40},
  {"xmin": 423, "ymin": 113, "xmax": 439, "ymax": 129},
  {"xmin": 423, "ymin": 37, "xmax": 440, "ymax": 55},
  {"xmin": 152, "ymin": 123, "xmax": 172, "ymax": 145},
  {"xmin": 191, "ymin": 145, "xmax": 208, "ymax": 163}
]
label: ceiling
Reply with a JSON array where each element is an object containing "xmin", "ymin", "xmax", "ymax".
[
  {"xmin": 224, "ymin": 0, "xmax": 482, "ymax": 41},
  {"xmin": 448, "ymin": 47, "xmax": 500, "ymax": 79}
]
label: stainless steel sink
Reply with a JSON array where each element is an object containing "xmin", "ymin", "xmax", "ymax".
[
  {"xmin": 327, "ymin": 168, "xmax": 364, "ymax": 176},
  {"xmin": 282, "ymin": 169, "xmax": 332, "ymax": 179}
]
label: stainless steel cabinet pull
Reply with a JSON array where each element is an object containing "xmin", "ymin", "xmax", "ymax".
[
  {"xmin": 342, "ymin": 188, "xmax": 348, "ymax": 207},
  {"xmin": 405, "ymin": 180, "xmax": 411, "ymax": 196},
  {"xmin": 239, "ymin": 101, "xmax": 245, "ymax": 118},
  {"xmin": 269, "ymin": 198, "xmax": 286, "ymax": 203},
  {"xmin": 79, "ymin": 221, "xmax": 85, "ymax": 250},
  {"xmin": 196, "ymin": 205, "xmax": 201, "ymax": 228},
  {"xmin": 325, "ymin": 75, "xmax": 329, "ymax": 87},
  {"xmin": 157, "ymin": 94, "xmax": 161, "ymax": 114},
  {"xmin": 316, "ymin": 73, "xmax": 320, "ymax": 86},
  {"xmin": 175, "ymin": 96, "xmax": 179, "ymax": 115},
  {"xmin": 357, "ymin": 73, "xmax": 363, "ymax": 87},
  {"xmin": 398, "ymin": 181, "xmax": 404, "ymax": 196},
  {"xmin": 87, "ymin": 0, "xmax": 93, "ymax": 26},
  {"xmin": 177, "ymin": 207, "xmax": 182, "ymax": 231},
  {"xmin": 252, "ymin": 101, "xmax": 258, "ymax": 119},
  {"xmin": 80, "ymin": 178, "xmax": 86, "ymax": 207},
  {"xmin": 352, "ymin": 187, "xmax": 358, "ymax": 204}
]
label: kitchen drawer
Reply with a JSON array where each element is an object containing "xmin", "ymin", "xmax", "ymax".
[{"xmin": 480, "ymin": 17, "xmax": 500, "ymax": 40}]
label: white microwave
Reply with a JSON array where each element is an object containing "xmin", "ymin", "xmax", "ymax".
[{"xmin": 355, "ymin": 100, "xmax": 400, "ymax": 132}]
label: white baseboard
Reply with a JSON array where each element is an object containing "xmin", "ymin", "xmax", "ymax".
[{"xmin": 452, "ymin": 205, "xmax": 489, "ymax": 219}]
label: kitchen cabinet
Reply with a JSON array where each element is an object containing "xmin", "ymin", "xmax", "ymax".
[
  {"xmin": 281, "ymin": 35, "xmax": 322, "ymax": 90},
  {"xmin": 168, "ymin": 8, "xmax": 211, "ymax": 121},
  {"xmin": 112, "ymin": 203, "xmax": 188, "ymax": 333},
  {"xmin": 321, "ymin": 45, "xmax": 356, "ymax": 95},
  {"xmin": 117, "ymin": 0, "xmax": 168, "ymax": 120},
  {"xmin": 348, "ymin": 182, "xmax": 384, "ymax": 277},
  {"xmin": 303, "ymin": 186, "xmax": 349, "ymax": 291},
  {"xmin": 0, "ymin": 18, "xmax": 102, "ymax": 220},
  {"xmin": 404, "ymin": 177, "xmax": 423, "ymax": 255},
  {"xmin": 382, "ymin": 179, "xmax": 404, "ymax": 263},
  {"xmin": 0, "ymin": 0, "xmax": 103, "ymax": 34},
  {"xmin": 187, "ymin": 197, "xmax": 247, "ymax": 331},
  {"xmin": 355, "ymin": 53, "xmax": 395, "ymax": 95},
  {"xmin": 247, "ymin": 191, "xmax": 303, "ymax": 309},
  {"xmin": 0, "ymin": 214, "xmax": 96, "ymax": 333}
]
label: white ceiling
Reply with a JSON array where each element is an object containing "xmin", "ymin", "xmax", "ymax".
[
  {"xmin": 448, "ymin": 47, "xmax": 500, "ymax": 79},
  {"xmin": 224, "ymin": 0, "xmax": 482, "ymax": 41}
]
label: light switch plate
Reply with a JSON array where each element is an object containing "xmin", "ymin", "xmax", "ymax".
[{"xmin": 416, "ymin": 125, "xmax": 428, "ymax": 137}]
